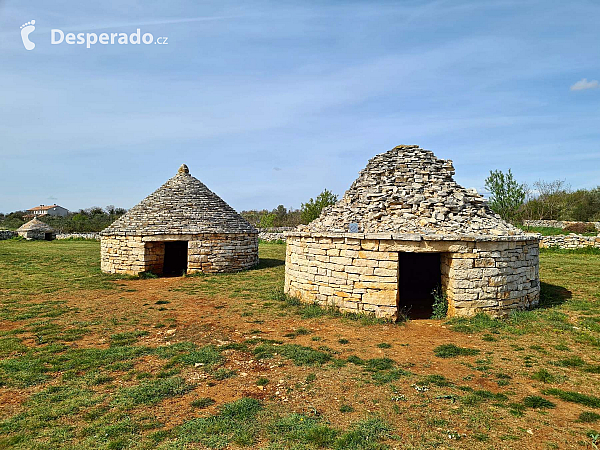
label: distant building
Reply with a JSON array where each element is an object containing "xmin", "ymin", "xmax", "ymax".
[
  {"xmin": 26, "ymin": 204, "xmax": 69, "ymax": 217},
  {"xmin": 17, "ymin": 218, "xmax": 56, "ymax": 240}
]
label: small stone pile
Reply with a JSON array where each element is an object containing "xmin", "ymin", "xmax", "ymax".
[{"xmin": 302, "ymin": 145, "xmax": 521, "ymax": 236}]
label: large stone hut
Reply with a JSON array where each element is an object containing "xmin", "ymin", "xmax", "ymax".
[
  {"xmin": 285, "ymin": 145, "xmax": 540, "ymax": 319},
  {"xmin": 100, "ymin": 165, "xmax": 258, "ymax": 275},
  {"xmin": 17, "ymin": 218, "xmax": 56, "ymax": 240}
]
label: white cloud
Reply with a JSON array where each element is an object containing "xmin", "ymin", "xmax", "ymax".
[{"xmin": 570, "ymin": 78, "xmax": 599, "ymax": 91}]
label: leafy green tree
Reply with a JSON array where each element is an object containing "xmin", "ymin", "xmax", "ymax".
[
  {"xmin": 259, "ymin": 213, "xmax": 276, "ymax": 228},
  {"xmin": 301, "ymin": 189, "xmax": 338, "ymax": 224},
  {"xmin": 484, "ymin": 169, "xmax": 526, "ymax": 222}
]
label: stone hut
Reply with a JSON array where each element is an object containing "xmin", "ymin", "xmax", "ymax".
[
  {"xmin": 17, "ymin": 218, "xmax": 56, "ymax": 240},
  {"xmin": 285, "ymin": 145, "xmax": 540, "ymax": 319},
  {"xmin": 100, "ymin": 164, "xmax": 258, "ymax": 276}
]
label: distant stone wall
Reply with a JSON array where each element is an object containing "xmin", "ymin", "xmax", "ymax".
[
  {"xmin": 258, "ymin": 227, "xmax": 294, "ymax": 242},
  {"xmin": 523, "ymin": 220, "xmax": 600, "ymax": 231},
  {"xmin": 539, "ymin": 234, "xmax": 600, "ymax": 249},
  {"xmin": 101, "ymin": 233, "xmax": 258, "ymax": 275},
  {"xmin": 0, "ymin": 230, "xmax": 17, "ymax": 240},
  {"xmin": 285, "ymin": 232, "xmax": 540, "ymax": 319},
  {"xmin": 56, "ymin": 233, "xmax": 101, "ymax": 240}
]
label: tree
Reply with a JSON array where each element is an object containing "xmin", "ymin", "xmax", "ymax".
[
  {"xmin": 484, "ymin": 169, "xmax": 526, "ymax": 223},
  {"xmin": 300, "ymin": 189, "xmax": 338, "ymax": 224},
  {"xmin": 259, "ymin": 213, "xmax": 276, "ymax": 228}
]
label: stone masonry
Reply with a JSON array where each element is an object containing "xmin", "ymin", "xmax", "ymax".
[
  {"xmin": 286, "ymin": 233, "xmax": 539, "ymax": 319},
  {"xmin": 285, "ymin": 146, "xmax": 541, "ymax": 319},
  {"xmin": 100, "ymin": 164, "xmax": 258, "ymax": 275},
  {"xmin": 16, "ymin": 218, "xmax": 56, "ymax": 240}
]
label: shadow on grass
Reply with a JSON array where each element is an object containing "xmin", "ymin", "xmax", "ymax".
[
  {"xmin": 252, "ymin": 258, "xmax": 285, "ymax": 270},
  {"xmin": 538, "ymin": 281, "xmax": 572, "ymax": 309}
]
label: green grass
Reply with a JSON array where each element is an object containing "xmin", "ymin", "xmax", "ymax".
[
  {"xmin": 0, "ymin": 240, "xmax": 122, "ymax": 296},
  {"xmin": 531, "ymin": 368, "xmax": 558, "ymax": 383},
  {"xmin": 268, "ymin": 413, "xmax": 338, "ymax": 448},
  {"xmin": 175, "ymin": 398, "xmax": 262, "ymax": 448},
  {"xmin": 543, "ymin": 389, "xmax": 600, "ymax": 408},
  {"xmin": 253, "ymin": 343, "xmax": 332, "ymax": 366},
  {"xmin": 519, "ymin": 226, "xmax": 598, "ymax": 237},
  {"xmin": 191, "ymin": 397, "xmax": 216, "ymax": 409},
  {"xmin": 256, "ymin": 377, "xmax": 269, "ymax": 386},
  {"xmin": 579, "ymin": 412, "xmax": 600, "ymax": 423},
  {"xmin": 1, "ymin": 240, "xmax": 600, "ymax": 448},
  {"xmin": 112, "ymin": 376, "xmax": 195, "ymax": 407},
  {"xmin": 433, "ymin": 344, "xmax": 480, "ymax": 358},
  {"xmin": 522, "ymin": 395, "xmax": 556, "ymax": 409}
]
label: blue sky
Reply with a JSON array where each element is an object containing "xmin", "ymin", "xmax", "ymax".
[{"xmin": 1, "ymin": 0, "xmax": 599, "ymax": 214}]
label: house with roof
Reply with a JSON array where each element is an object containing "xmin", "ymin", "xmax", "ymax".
[
  {"xmin": 100, "ymin": 164, "xmax": 258, "ymax": 276},
  {"xmin": 284, "ymin": 145, "xmax": 540, "ymax": 319},
  {"xmin": 17, "ymin": 218, "xmax": 56, "ymax": 240},
  {"xmin": 26, "ymin": 204, "xmax": 69, "ymax": 218}
]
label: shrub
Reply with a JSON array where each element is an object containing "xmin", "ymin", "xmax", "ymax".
[
  {"xmin": 430, "ymin": 286, "xmax": 448, "ymax": 319},
  {"xmin": 563, "ymin": 222, "xmax": 597, "ymax": 234},
  {"xmin": 300, "ymin": 189, "xmax": 338, "ymax": 224},
  {"xmin": 485, "ymin": 169, "xmax": 527, "ymax": 222}
]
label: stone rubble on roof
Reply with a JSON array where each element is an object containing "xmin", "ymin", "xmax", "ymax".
[
  {"xmin": 299, "ymin": 145, "xmax": 523, "ymax": 236},
  {"xmin": 101, "ymin": 165, "xmax": 256, "ymax": 236}
]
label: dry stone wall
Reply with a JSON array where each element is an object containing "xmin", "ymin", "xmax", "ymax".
[
  {"xmin": 0, "ymin": 230, "xmax": 17, "ymax": 240},
  {"xmin": 524, "ymin": 220, "xmax": 600, "ymax": 231},
  {"xmin": 258, "ymin": 227, "xmax": 294, "ymax": 242},
  {"xmin": 101, "ymin": 233, "xmax": 258, "ymax": 275},
  {"xmin": 539, "ymin": 234, "xmax": 600, "ymax": 249},
  {"xmin": 57, "ymin": 233, "xmax": 101, "ymax": 240},
  {"xmin": 285, "ymin": 233, "xmax": 539, "ymax": 319}
]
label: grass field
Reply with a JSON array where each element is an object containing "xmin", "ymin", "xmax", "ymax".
[{"xmin": 0, "ymin": 240, "xmax": 599, "ymax": 449}]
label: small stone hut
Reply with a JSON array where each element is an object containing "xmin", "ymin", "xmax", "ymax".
[
  {"xmin": 100, "ymin": 165, "xmax": 258, "ymax": 275},
  {"xmin": 285, "ymin": 145, "xmax": 540, "ymax": 319},
  {"xmin": 17, "ymin": 218, "xmax": 56, "ymax": 240}
]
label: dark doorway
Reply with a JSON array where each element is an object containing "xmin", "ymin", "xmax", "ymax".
[
  {"xmin": 44, "ymin": 233, "xmax": 52, "ymax": 241},
  {"xmin": 398, "ymin": 252, "xmax": 441, "ymax": 319},
  {"xmin": 163, "ymin": 241, "xmax": 188, "ymax": 276}
]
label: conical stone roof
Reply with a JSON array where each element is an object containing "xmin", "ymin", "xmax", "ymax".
[
  {"xmin": 101, "ymin": 165, "xmax": 257, "ymax": 236},
  {"xmin": 17, "ymin": 217, "xmax": 54, "ymax": 232},
  {"xmin": 300, "ymin": 145, "xmax": 523, "ymax": 237}
]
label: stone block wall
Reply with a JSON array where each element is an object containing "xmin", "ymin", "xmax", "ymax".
[
  {"xmin": 0, "ymin": 230, "xmax": 17, "ymax": 240},
  {"xmin": 101, "ymin": 233, "xmax": 258, "ymax": 275},
  {"xmin": 57, "ymin": 233, "xmax": 101, "ymax": 240},
  {"xmin": 101, "ymin": 236, "xmax": 146, "ymax": 274},
  {"xmin": 17, "ymin": 230, "xmax": 56, "ymax": 240},
  {"xmin": 187, "ymin": 233, "xmax": 258, "ymax": 273},
  {"xmin": 285, "ymin": 233, "xmax": 540, "ymax": 319},
  {"xmin": 539, "ymin": 234, "xmax": 600, "ymax": 249},
  {"xmin": 523, "ymin": 220, "xmax": 600, "ymax": 231}
]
